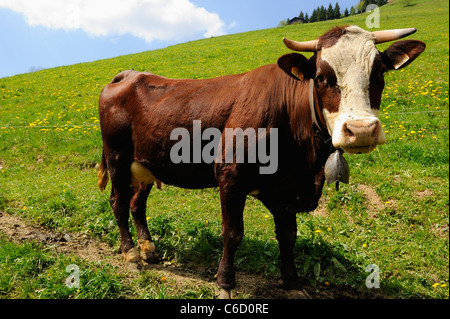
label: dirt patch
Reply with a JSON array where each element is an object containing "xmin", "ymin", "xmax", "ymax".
[
  {"xmin": 0, "ymin": 212, "xmax": 120, "ymax": 266},
  {"xmin": 416, "ymin": 189, "xmax": 433, "ymax": 199},
  {"xmin": 356, "ymin": 184, "xmax": 395, "ymax": 218},
  {"xmin": 0, "ymin": 211, "xmax": 386, "ymax": 299},
  {"xmin": 311, "ymin": 196, "xmax": 328, "ymax": 218},
  {"xmin": 312, "ymin": 184, "xmax": 395, "ymax": 219}
]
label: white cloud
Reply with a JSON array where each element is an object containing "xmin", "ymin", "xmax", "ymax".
[
  {"xmin": 0, "ymin": 0, "xmax": 227, "ymax": 42},
  {"xmin": 228, "ymin": 21, "xmax": 238, "ymax": 30}
]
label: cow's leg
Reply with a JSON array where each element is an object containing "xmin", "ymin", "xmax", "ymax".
[
  {"xmin": 130, "ymin": 183, "xmax": 158, "ymax": 263},
  {"xmin": 273, "ymin": 211, "xmax": 301, "ymax": 290},
  {"xmin": 109, "ymin": 184, "xmax": 138, "ymax": 262},
  {"xmin": 216, "ymin": 185, "xmax": 246, "ymax": 295},
  {"xmin": 107, "ymin": 153, "xmax": 139, "ymax": 263}
]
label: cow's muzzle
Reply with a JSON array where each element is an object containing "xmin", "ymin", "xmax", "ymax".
[{"xmin": 336, "ymin": 119, "xmax": 385, "ymax": 154}]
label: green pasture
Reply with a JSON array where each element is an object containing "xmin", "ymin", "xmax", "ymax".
[{"xmin": 0, "ymin": 0, "xmax": 448, "ymax": 298}]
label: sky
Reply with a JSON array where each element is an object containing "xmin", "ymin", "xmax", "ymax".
[{"xmin": 0, "ymin": 0, "xmax": 358, "ymax": 78}]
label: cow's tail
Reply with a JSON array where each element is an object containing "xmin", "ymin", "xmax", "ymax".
[{"xmin": 97, "ymin": 151, "xmax": 109, "ymax": 192}]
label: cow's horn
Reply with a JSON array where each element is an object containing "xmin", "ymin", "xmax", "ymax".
[
  {"xmin": 372, "ymin": 28, "xmax": 417, "ymax": 44},
  {"xmin": 283, "ymin": 38, "xmax": 318, "ymax": 52}
]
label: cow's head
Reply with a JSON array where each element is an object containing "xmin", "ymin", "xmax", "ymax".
[{"xmin": 278, "ymin": 25, "xmax": 425, "ymax": 154}]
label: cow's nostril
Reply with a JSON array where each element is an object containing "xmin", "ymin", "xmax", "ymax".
[
  {"xmin": 371, "ymin": 124, "xmax": 379, "ymax": 138},
  {"xmin": 344, "ymin": 123, "xmax": 355, "ymax": 138}
]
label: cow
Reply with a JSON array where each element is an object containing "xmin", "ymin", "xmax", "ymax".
[{"xmin": 97, "ymin": 25, "xmax": 425, "ymax": 297}]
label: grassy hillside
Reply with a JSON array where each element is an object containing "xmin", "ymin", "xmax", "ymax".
[{"xmin": 0, "ymin": 0, "xmax": 448, "ymax": 298}]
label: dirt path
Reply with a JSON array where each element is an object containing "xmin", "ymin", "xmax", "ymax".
[
  {"xmin": 0, "ymin": 184, "xmax": 393, "ymax": 299},
  {"xmin": 0, "ymin": 212, "xmax": 291, "ymax": 298}
]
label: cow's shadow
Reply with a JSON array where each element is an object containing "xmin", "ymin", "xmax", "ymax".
[{"xmin": 146, "ymin": 225, "xmax": 399, "ymax": 299}]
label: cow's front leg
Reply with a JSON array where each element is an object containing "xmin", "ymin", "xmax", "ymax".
[
  {"xmin": 273, "ymin": 212, "xmax": 301, "ymax": 290},
  {"xmin": 273, "ymin": 211, "xmax": 310, "ymax": 299},
  {"xmin": 216, "ymin": 184, "xmax": 247, "ymax": 297}
]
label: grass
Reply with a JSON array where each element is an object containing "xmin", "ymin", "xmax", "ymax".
[
  {"xmin": 0, "ymin": 235, "xmax": 124, "ymax": 298},
  {"xmin": 0, "ymin": 234, "xmax": 216, "ymax": 299},
  {"xmin": 0, "ymin": 0, "xmax": 448, "ymax": 298}
]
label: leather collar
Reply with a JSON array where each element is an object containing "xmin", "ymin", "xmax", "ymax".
[{"xmin": 309, "ymin": 78, "xmax": 331, "ymax": 142}]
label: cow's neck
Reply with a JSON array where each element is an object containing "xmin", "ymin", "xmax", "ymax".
[
  {"xmin": 283, "ymin": 77, "xmax": 333, "ymax": 168},
  {"xmin": 308, "ymin": 78, "xmax": 331, "ymax": 142}
]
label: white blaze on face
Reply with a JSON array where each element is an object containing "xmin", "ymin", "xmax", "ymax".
[{"xmin": 321, "ymin": 26, "xmax": 385, "ymax": 153}]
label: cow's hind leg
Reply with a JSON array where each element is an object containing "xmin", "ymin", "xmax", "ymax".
[
  {"xmin": 130, "ymin": 183, "xmax": 159, "ymax": 263},
  {"xmin": 109, "ymin": 183, "xmax": 138, "ymax": 263},
  {"xmin": 107, "ymin": 151, "xmax": 139, "ymax": 263}
]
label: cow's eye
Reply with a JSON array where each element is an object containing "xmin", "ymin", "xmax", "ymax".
[
  {"xmin": 326, "ymin": 79, "xmax": 337, "ymax": 88},
  {"xmin": 315, "ymin": 74, "xmax": 325, "ymax": 83}
]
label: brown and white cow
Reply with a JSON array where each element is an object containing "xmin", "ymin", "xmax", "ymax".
[{"xmin": 97, "ymin": 25, "xmax": 425, "ymax": 297}]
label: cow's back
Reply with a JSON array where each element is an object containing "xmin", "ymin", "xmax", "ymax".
[
  {"xmin": 99, "ymin": 66, "xmax": 289, "ymax": 189},
  {"xmin": 99, "ymin": 69, "xmax": 240, "ymax": 188}
]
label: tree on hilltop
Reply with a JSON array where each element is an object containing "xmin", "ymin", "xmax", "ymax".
[
  {"xmin": 334, "ymin": 2, "xmax": 341, "ymax": 19},
  {"xmin": 280, "ymin": 0, "xmax": 388, "ymax": 27},
  {"xmin": 327, "ymin": 3, "xmax": 335, "ymax": 20}
]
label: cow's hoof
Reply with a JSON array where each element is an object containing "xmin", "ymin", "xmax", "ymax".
[
  {"xmin": 122, "ymin": 247, "xmax": 140, "ymax": 272},
  {"xmin": 286, "ymin": 289, "xmax": 311, "ymax": 299},
  {"xmin": 139, "ymin": 240, "xmax": 159, "ymax": 263},
  {"xmin": 123, "ymin": 247, "xmax": 140, "ymax": 263},
  {"xmin": 217, "ymin": 289, "xmax": 232, "ymax": 299},
  {"xmin": 141, "ymin": 250, "xmax": 159, "ymax": 264}
]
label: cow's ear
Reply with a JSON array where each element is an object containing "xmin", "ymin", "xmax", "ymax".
[
  {"xmin": 381, "ymin": 40, "xmax": 426, "ymax": 70},
  {"xmin": 277, "ymin": 53, "xmax": 315, "ymax": 80}
]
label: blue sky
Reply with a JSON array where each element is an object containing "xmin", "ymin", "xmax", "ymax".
[{"xmin": 0, "ymin": 0, "xmax": 358, "ymax": 78}]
